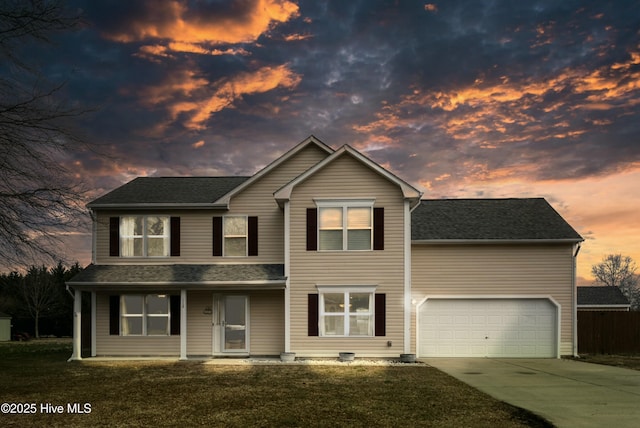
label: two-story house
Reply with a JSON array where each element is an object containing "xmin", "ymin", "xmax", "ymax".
[{"xmin": 67, "ymin": 136, "xmax": 583, "ymax": 360}]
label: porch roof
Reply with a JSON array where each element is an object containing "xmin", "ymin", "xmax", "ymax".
[{"xmin": 67, "ymin": 264, "xmax": 286, "ymax": 289}]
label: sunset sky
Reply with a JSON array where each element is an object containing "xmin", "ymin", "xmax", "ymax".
[{"xmin": 26, "ymin": 0, "xmax": 640, "ymax": 283}]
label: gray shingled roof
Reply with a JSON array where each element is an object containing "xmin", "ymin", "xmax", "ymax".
[
  {"xmin": 577, "ymin": 286, "xmax": 630, "ymax": 306},
  {"xmin": 68, "ymin": 264, "xmax": 285, "ymax": 286},
  {"xmin": 88, "ymin": 177, "xmax": 250, "ymax": 208},
  {"xmin": 412, "ymin": 198, "xmax": 583, "ymax": 241}
]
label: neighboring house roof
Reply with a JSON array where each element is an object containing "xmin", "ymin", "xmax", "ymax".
[
  {"xmin": 0, "ymin": 312, "xmax": 11, "ymax": 319},
  {"xmin": 274, "ymin": 144, "xmax": 423, "ymax": 207},
  {"xmin": 412, "ymin": 198, "xmax": 583, "ymax": 242},
  {"xmin": 577, "ymin": 286, "xmax": 631, "ymax": 308},
  {"xmin": 87, "ymin": 177, "xmax": 250, "ymax": 209},
  {"xmin": 68, "ymin": 264, "xmax": 286, "ymax": 289}
]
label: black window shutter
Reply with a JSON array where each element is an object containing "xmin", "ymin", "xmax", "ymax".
[
  {"xmin": 109, "ymin": 295, "xmax": 120, "ymax": 335},
  {"xmin": 248, "ymin": 216, "xmax": 258, "ymax": 256},
  {"xmin": 170, "ymin": 295, "xmax": 180, "ymax": 335},
  {"xmin": 308, "ymin": 294, "xmax": 319, "ymax": 336},
  {"xmin": 373, "ymin": 208, "xmax": 384, "ymax": 250},
  {"xmin": 170, "ymin": 217, "xmax": 180, "ymax": 257},
  {"xmin": 109, "ymin": 217, "xmax": 120, "ymax": 257},
  {"xmin": 375, "ymin": 293, "xmax": 386, "ymax": 336},
  {"xmin": 212, "ymin": 217, "xmax": 223, "ymax": 256},
  {"xmin": 306, "ymin": 208, "xmax": 317, "ymax": 251}
]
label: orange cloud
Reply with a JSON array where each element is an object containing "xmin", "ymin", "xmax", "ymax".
[
  {"xmin": 151, "ymin": 64, "xmax": 302, "ymax": 130},
  {"xmin": 355, "ymin": 48, "xmax": 640, "ymax": 147},
  {"xmin": 104, "ymin": 0, "xmax": 299, "ymax": 57},
  {"xmin": 140, "ymin": 70, "xmax": 209, "ymax": 106},
  {"xmin": 283, "ymin": 33, "xmax": 313, "ymax": 41},
  {"xmin": 192, "ymin": 140, "xmax": 205, "ymax": 149},
  {"xmin": 424, "ymin": 4, "xmax": 438, "ymax": 13}
]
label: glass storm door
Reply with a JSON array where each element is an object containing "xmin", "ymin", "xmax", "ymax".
[{"xmin": 221, "ymin": 295, "xmax": 248, "ymax": 352}]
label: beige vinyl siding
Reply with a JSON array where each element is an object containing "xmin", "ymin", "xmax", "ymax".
[
  {"xmin": 187, "ymin": 291, "xmax": 213, "ymax": 356},
  {"xmin": 289, "ymin": 154, "xmax": 407, "ymax": 357},
  {"xmin": 95, "ymin": 144, "xmax": 329, "ymax": 264},
  {"xmin": 95, "ymin": 209, "xmax": 224, "ymax": 264},
  {"xmin": 411, "ymin": 244, "xmax": 576, "ymax": 356},
  {"xmin": 96, "ymin": 290, "xmax": 284, "ymax": 357},
  {"xmin": 95, "ymin": 293, "xmax": 180, "ymax": 356},
  {"xmin": 248, "ymin": 290, "xmax": 285, "ymax": 355},
  {"xmin": 223, "ymin": 144, "xmax": 330, "ymax": 263}
]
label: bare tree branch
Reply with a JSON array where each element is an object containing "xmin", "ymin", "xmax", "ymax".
[
  {"xmin": 0, "ymin": 1, "xmax": 92, "ymax": 269},
  {"xmin": 592, "ymin": 254, "xmax": 640, "ymax": 311}
]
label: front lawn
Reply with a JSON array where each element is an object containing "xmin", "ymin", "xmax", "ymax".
[{"xmin": 0, "ymin": 340, "xmax": 551, "ymax": 427}]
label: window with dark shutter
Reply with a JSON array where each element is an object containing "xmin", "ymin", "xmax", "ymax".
[
  {"xmin": 109, "ymin": 217, "xmax": 120, "ymax": 257},
  {"xmin": 308, "ymin": 294, "xmax": 319, "ymax": 336},
  {"xmin": 373, "ymin": 208, "xmax": 384, "ymax": 250},
  {"xmin": 109, "ymin": 295, "xmax": 119, "ymax": 335},
  {"xmin": 170, "ymin": 217, "xmax": 180, "ymax": 257},
  {"xmin": 212, "ymin": 217, "xmax": 223, "ymax": 256},
  {"xmin": 375, "ymin": 293, "xmax": 386, "ymax": 336},
  {"xmin": 248, "ymin": 216, "xmax": 258, "ymax": 256},
  {"xmin": 306, "ymin": 208, "xmax": 317, "ymax": 251},
  {"xmin": 170, "ymin": 295, "xmax": 180, "ymax": 335}
]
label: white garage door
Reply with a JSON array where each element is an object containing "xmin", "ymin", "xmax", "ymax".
[{"xmin": 418, "ymin": 298, "xmax": 557, "ymax": 358}]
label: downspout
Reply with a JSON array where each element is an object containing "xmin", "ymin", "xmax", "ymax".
[
  {"xmin": 572, "ymin": 243, "xmax": 581, "ymax": 357},
  {"xmin": 284, "ymin": 201, "xmax": 291, "ymax": 353}
]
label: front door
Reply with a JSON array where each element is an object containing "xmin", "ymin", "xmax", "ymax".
[{"xmin": 213, "ymin": 295, "xmax": 249, "ymax": 354}]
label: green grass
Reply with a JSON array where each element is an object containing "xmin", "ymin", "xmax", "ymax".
[{"xmin": 0, "ymin": 340, "xmax": 551, "ymax": 427}]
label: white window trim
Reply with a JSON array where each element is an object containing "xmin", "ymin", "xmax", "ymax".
[
  {"xmin": 120, "ymin": 215, "xmax": 170, "ymax": 258},
  {"xmin": 315, "ymin": 199, "xmax": 374, "ymax": 252},
  {"xmin": 317, "ymin": 286, "xmax": 376, "ymax": 337},
  {"xmin": 120, "ymin": 294, "xmax": 171, "ymax": 336},
  {"xmin": 223, "ymin": 215, "xmax": 248, "ymax": 257}
]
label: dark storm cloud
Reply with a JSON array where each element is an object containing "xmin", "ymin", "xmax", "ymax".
[
  {"xmin": 36, "ymin": 0, "xmax": 636, "ymax": 205},
  {"xmin": 5, "ymin": 0, "xmax": 635, "ymax": 275}
]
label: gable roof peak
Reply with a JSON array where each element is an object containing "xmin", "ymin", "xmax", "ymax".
[
  {"xmin": 274, "ymin": 143, "xmax": 422, "ymax": 207},
  {"xmin": 214, "ymin": 135, "xmax": 334, "ymax": 206}
]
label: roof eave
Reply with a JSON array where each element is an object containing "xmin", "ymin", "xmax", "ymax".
[
  {"xmin": 87, "ymin": 203, "xmax": 229, "ymax": 210},
  {"xmin": 67, "ymin": 279, "xmax": 287, "ymax": 290},
  {"xmin": 577, "ymin": 304, "xmax": 631, "ymax": 309},
  {"xmin": 411, "ymin": 238, "xmax": 584, "ymax": 244}
]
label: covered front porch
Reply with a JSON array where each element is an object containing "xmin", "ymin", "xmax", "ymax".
[{"xmin": 66, "ymin": 264, "xmax": 286, "ymax": 360}]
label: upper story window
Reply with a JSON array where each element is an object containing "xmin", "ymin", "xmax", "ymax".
[
  {"xmin": 109, "ymin": 216, "xmax": 180, "ymax": 258},
  {"xmin": 120, "ymin": 216, "xmax": 170, "ymax": 257},
  {"xmin": 224, "ymin": 216, "xmax": 248, "ymax": 257},
  {"xmin": 212, "ymin": 216, "xmax": 258, "ymax": 257},
  {"xmin": 316, "ymin": 200, "xmax": 374, "ymax": 251}
]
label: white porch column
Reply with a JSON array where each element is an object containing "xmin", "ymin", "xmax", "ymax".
[
  {"xmin": 91, "ymin": 292, "xmax": 97, "ymax": 357},
  {"xmin": 68, "ymin": 288, "xmax": 82, "ymax": 361},
  {"xmin": 180, "ymin": 289, "xmax": 187, "ymax": 360}
]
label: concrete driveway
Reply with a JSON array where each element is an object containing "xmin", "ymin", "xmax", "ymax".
[{"xmin": 422, "ymin": 358, "xmax": 640, "ymax": 428}]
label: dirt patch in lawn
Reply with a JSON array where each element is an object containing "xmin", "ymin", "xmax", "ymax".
[{"xmin": 0, "ymin": 341, "xmax": 551, "ymax": 427}]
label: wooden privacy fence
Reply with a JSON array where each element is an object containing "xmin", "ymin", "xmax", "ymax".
[{"xmin": 578, "ymin": 311, "xmax": 640, "ymax": 354}]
